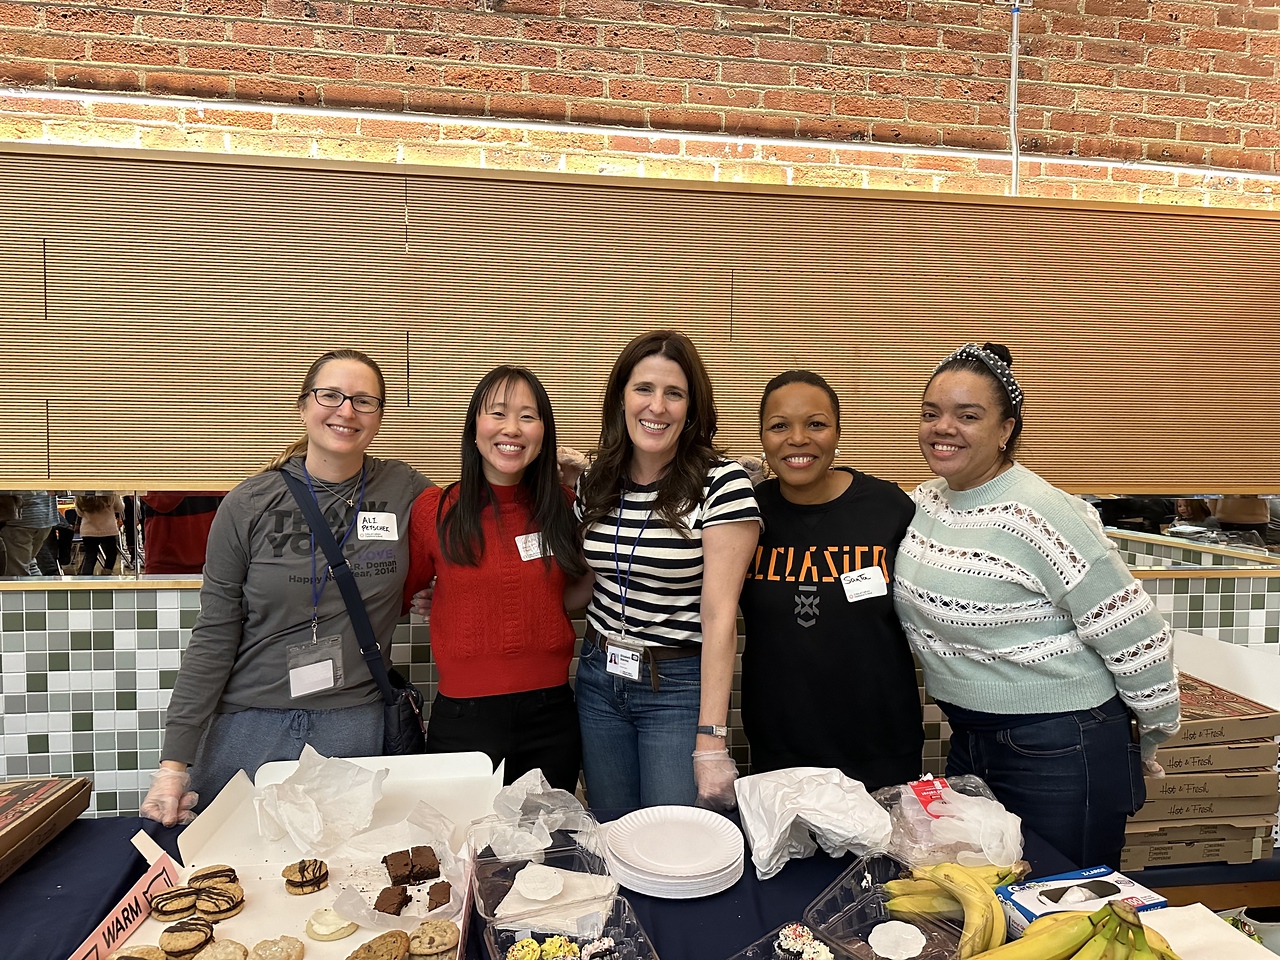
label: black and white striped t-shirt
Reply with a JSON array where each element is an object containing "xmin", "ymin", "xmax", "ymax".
[{"xmin": 578, "ymin": 460, "xmax": 761, "ymax": 647}]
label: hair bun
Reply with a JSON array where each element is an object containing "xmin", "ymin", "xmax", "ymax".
[{"xmin": 982, "ymin": 342, "xmax": 1014, "ymax": 367}]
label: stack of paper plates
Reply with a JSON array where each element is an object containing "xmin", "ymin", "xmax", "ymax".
[{"xmin": 604, "ymin": 806, "xmax": 745, "ymax": 899}]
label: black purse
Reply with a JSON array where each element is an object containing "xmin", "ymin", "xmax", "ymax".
[{"xmin": 282, "ymin": 471, "xmax": 425, "ymax": 755}]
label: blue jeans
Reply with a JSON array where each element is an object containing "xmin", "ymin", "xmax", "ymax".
[
  {"xmin": 189, "ymin": 703, "xmax": 384, "ymax": 809},
  {"xmin": 944, "ymin": 696, "xmax": 1144, "ymax": 870},
  {"xmin": 575, "ymin": 637, "xmax": 701, "ymax": 808}
]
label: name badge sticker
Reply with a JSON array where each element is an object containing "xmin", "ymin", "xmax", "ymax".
[
  {"xmin": 840, "ymin": 566, "xmax": 888, "ymax": 603},
  {"xmin": 358, "ymin": 511, "xmax": 398, "ymax": 541},
  {"xmin": 515, "ymin": 532, "xmax": 548, "ymax": 561}
]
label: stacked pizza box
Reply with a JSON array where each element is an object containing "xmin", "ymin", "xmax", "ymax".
[{"xmin": 1123, "ymin": 674, "xmax": 1280, "ymax": 871}]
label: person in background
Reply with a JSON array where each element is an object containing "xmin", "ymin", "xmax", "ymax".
[
  {"xmin": 739, "ymin": 371, "xmax": 923, "ymax": 790},
  {"xmin": 0, "ymin": 492, "xmax": 59, "ymax": 576},
  {"xmin": 139, "ymin": 349, "xmax": 431, "ymax": 825},
  {"xmin": 75, "ymin": 493, "xmax": 126, "ymax": 575},
  {"xmin": 893, "ymin": 342, "xmax": 1180, "ymax": 869},
  {"xmin": 142, "ymin": 493, "xmax": 225, "ymax": 575},
  {"xmin": 574, "ymin": 330, "xmax": 760, "ymax": 809},
  {"xmin": 1208, "ymin": 495, "xmax": 1271, "ymax": 540},
  {"xmin": 403, "ymin": 366, "xmax": 589, "ymax": 791}
]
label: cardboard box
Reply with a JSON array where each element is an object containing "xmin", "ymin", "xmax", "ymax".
[
  {"xmin": 1121, "ymin": 836, "xmax": 1275, "ymax": 871},
  {"xmin": 1144, "ymin": 768, "xmax": 1280, "ymax": 800},
  {"xmin": 1130, "ymin": 794, "xmax": 1280, "ymax": 821},
  {"xmin": 1165, "ymin": 674, "xmax": 1280, "ymax": 747},
  {"xmin": 1126, "ymin": 814, "xmax": 1276, "ymax": 845},
  {"xmin": 0, "ymin": 776, "xmax": 92, "ymax": 885},
  {"xmin": 94, "ymin": 753, "xmax": 502, "ymax": 960},
  {"xmin": 1155, "ymin": 738, "xmax": 1280, "ymax": 773},
  {"xmin": 997, "ymin": 866, "xmax": 1167, "ymax": 937}
]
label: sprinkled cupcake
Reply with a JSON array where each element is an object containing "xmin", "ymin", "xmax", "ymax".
[{"xmin": 776, "ymin": 923, "xmax": 815, "ymax": 958}]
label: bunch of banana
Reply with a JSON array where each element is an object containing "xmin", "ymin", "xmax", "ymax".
[
  {"xmin": 964, "ymin": 901, "xmax": 1184, "ymax": 960},
  {"xmin": 880, "ymin": 860, "xmax": 1031, "ymax": 959}
]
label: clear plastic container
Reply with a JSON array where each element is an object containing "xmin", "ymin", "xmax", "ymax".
[
  {"xmin": 468, "ymin": 810, "xmax": 617, "ymax": 928},
  {"xmin": 800, "ymin": 853, "xmax": 964, "ymax": 960},
  {"xmin": 482, "ymin": 894, "xmax": 660, "ymax": 960}
]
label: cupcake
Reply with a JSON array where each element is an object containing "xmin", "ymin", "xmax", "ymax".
[
  {"xmin": 802, "ymin": 941, "xmax": 833, "ymax": 960},
  {"xmin": 580, "ymin": 938, "xmax": 616, "ymax": 960},
  {"xmin": 775, "ymin": 923, "xmax": 814, "ymax": 959},
  {"xmin": 540, "ymin": 936, "xmax": 580, "ymax": 960},
  {"xmin": 507, "ymin": 939, "xmax": 541, "ymax": 960}
]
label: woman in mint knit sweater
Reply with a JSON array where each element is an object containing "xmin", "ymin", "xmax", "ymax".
[{"xmin": 893, "ymin": 343, "xmax": 1180, "ymax": 869}]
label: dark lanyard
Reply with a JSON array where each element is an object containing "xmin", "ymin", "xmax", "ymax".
[
  {"xmin": 612, "ymin": 486, "xmax": 653, "ymax": 643},
  {"xmin": 303, "ymin": 464, "xmax": 367, "ymax": 640}
]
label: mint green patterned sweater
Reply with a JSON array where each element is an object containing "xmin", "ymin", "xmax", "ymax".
[{"xmin": 892, "ymin": 464, "xmax": 1180, "ymax": 759}]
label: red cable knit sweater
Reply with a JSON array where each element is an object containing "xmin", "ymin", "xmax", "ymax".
[{"xmin": 403, "ymin": 483, "xmax": 576, "ymax": 698}]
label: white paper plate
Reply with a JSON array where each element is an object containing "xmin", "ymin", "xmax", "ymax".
[
  {"xmin": 609, "ymin": 852, "xmax": 744, "ymax": 899},
  {"xmin": 606, "ymin": 806, "xmax": 744, "ymax": 878}
]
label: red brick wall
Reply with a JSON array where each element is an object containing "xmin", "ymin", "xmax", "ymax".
[{"xmin": 1, "ymin": 0, "xmax": 1277, "ymax": 170}]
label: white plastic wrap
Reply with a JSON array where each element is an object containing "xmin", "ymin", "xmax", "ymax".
[
  {"xmin": 733, "ymin": 767, "xmax": 893, "ymax": 881},
  {"xmin": 872, "ymin": 775, "xmax": 1023, "ymax": 867}
]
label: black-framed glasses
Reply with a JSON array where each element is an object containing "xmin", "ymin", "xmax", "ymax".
[{"xmin": 306, "ymin": 388, "xmax": 384, "ymax": 413}]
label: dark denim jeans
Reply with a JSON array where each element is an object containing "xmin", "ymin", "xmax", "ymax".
[{"xmin": 944, "ymin": 696, "xmax": 1145, "ymax": 870}]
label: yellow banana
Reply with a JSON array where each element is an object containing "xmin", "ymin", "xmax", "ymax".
[
  {"xmin": 885, "ymin": 877, "xmax": 947, "ymax": 898},
  {"xmin": 887, "ymin": 893, "xmax": 965, "ymax": 921},
  {"xmin": 1023, "ymin": 911, "xmax": 1094, "ymax": 939},
  {"xmin": 959, "ymin": 914, "xmax": 1096, "ymax": 960},
  {"xmin": 1127, "ymin": 925, "xmax": 1158, "ymax": 960},
  {"xmin": 966, "ymin": 863, "xmax": 1016, "ymax": 887},
  {"xmin": 1102, "ymin": 926, "xmax": 1131, "ymax": 960},
  {"xmin": 926, "ymin": 862, "xmax": 1005, "ymax": 956},
  {"xmin": 1069, "ymin": 917, "xmax": 1119, "ymax": 960},
  {"xmin": 1141, "ymin": 927, "xmax": 1182, "ymax": 960}
]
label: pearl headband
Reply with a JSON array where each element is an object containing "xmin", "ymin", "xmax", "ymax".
[{"xmin": 934, "ymin": 343, "xmax": 1024, "ymax": 417}]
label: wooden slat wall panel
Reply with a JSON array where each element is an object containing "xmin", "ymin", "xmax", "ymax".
[
  {"xmin": 0, "ymin": 239, "xmax": 48, "ymax": 479},
  {"xmin": 1, "ymin": 144, "xmax": 1277, "ymax": 491}
]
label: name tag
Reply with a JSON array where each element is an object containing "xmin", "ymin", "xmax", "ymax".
[
  {"xmin": 605, "ymin": 639, "xmax": 643, "ymax": 681},
  {"xmin": 289, "ymin": 659, "xmax": 336, "ymax": 698},
  {"xmin": 357, "ymin": 511, "xmax": 398, "ymax": 541},
  {"xmin": 515, "ymin": 532, "xmax": 549, "ymax": 561},
  {"xmin": 840, "ymin": 566, "xmax": 888, "ymax": 603}
]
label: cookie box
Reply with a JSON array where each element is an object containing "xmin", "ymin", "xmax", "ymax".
[
  {"xmin": 482, "ymin": 893, "xmax": 659, "ymax": 960},
  {"xmin": 800, "ymin": 853, "xmax": 964, "ymax": 960},
  {"xmin": 0, "ymin": 776, "xmax": 92, "ymax": 885},
  {"xmin": 469, "ymin": 810, "xmax": 618, "ymax": 934}
]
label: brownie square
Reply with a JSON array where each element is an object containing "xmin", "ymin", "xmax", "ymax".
[
  {"xmin": 374, "ymin": 884, "xmax": 411, "ymax": 915},
  {"xmin": 410, "ymin": 845, "xmax": 440, "ymax": 883},
  {"xmin": 427, "ymin": 880, "xmax": 451, "ymax": 910},
  {"xmin": 382, "ymin": 850, "xmax": 413, "ymax": 886}
]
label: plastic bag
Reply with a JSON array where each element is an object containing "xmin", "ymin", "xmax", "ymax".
[{"xmin": 871, "ymin": 774, "xmax": 1023, "ymax": 867}]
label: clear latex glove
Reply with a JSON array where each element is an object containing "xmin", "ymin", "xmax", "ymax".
[
  {"xmin": 140, "ymin": 767, "xmax": 199, "ymax": 826},
  {"xmin": 692, "ymin": 749, "xmax": 738, "ymax": 811},
  {"xmin": 410, "ymin": 578, "xmax": 435, "ymax": 621},
  {"xmin": 1143, "ymin": 758, "xmax": 1166, "ymax": 778}
]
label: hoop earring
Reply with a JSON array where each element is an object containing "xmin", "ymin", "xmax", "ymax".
[
  {"xmin": 834, "ymin": 448, "xmax": 840, "ymax": 456},
  {"xmin": 999, "ymin": 443, "xmax": 1007, "ymax": 451}
]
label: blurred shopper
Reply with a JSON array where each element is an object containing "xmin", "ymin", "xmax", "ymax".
[
  {"xmin": 1209, "ymin": 494, "xmax": 1270, "ymax": 539},
  {"xmin": 739, "ymin": 371, "xmax": 923, "ymax": 791},
  {"xmin": 75, "ymin": 493, "xmax": 126, "ymax": 575},
  {"xmin": 141, "ymin": 493, "xmax": 224, "ymax": 575},
  {"xmin": 0, "ymin": 492, "xmax": 59, "ymax": 575},
  {"xmin": 574, "ymin": 330, "xmax": 759, "ymax": 809},
  {"xmin": 893, "ymin": 342, "xmax": 1180, "ymax": 869},
  {"xmin": 140, "ymin": 349, "xmax": 430, "ymax": 825},
  {"xmin": 403, "ymin": 366, "xmax": 588, "ymax": 791}
]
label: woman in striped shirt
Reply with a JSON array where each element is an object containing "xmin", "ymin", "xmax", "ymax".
[{"xmin": 573, "ymin": 330, "xmax": 761, "ymax": 808}]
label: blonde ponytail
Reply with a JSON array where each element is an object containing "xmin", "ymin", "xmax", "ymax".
[{"xmin": 263, "ymin": 435, "xmax": 308, "ymax": 473}]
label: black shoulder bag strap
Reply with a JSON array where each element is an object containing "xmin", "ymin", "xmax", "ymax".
[{"xmin": 280, "ymin": 470, "xmax": 397, "ymax": 706}]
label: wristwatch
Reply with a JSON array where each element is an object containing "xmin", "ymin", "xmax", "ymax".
[{"xmin": 696, "ymin": 724, "xmax": 728, "ymax": 738}]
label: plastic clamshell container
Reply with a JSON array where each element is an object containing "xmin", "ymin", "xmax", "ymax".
[
  {"xmin": 482, "ymin": 893, "xmax": 660, "ymax": 960},
  {"xmin": 801, "ymin": 853, "xmax": 964, "ymax": 960},
  {"xmin": 468, "ymin": 809, "xmax": 617, "ymax": 928}
]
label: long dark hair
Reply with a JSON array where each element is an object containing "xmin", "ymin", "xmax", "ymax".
[
  {"xmin": 577, "ymin": 330, "xmax": 722, "ymax": 534},
  {"xmin": 437, "ymin": 366, "xmax": 586, "ymax": 577},
  {"xmin": 928, "ymin": 341, "xmax": 1024, "ymax": 462}
]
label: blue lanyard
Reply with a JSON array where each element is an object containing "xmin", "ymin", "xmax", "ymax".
[
  {"xmin": 303, "ymin": 464, "xmax": 367, "ymax": 638},
  {"xmin": 612, "ymin": 485, "xmax": 653, "ymax": 643}
]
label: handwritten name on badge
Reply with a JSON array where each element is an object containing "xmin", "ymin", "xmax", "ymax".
[
  {"xmin": 358, "ymin": 511, "xmax": 398, "ymax": 541},
  {"xmin": 839, "ymin": 566, "xmax": 887, "ymax": 603}
]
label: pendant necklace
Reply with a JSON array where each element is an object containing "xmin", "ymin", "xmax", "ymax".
[{"xmin": 310, "ymin": 474, "xmax": 358, "ymax": 507}]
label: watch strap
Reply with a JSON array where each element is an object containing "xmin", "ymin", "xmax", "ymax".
[{"xmin": 696, "ymin": 724, "xmax": 727, "ymax": 738}]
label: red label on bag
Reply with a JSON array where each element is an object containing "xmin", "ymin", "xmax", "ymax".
[{"xmin": 908, "ymin": 777, "xmax": 950, "ymax": 819}]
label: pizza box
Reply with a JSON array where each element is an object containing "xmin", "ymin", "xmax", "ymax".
[
  {"xmin": 1130, "ymin": 794, "xmax": 1280, "ymax": 822},
  {"xmin": 1164, "ymin": 673, "xmax": 1280, "ymax": 747},
  {"xmin": 0, "ymin": 777, "xmax": 92, "ymax": 885},
  {"xmin": 1121, "ymin": 836, "xmax": 1275, "ymax": 871},
  {"xmin": 1125, "ymin": 813, "xmax": 1276, "ymax": 845},
  {"xmin": 74, "ymin": 752, "xmax": 502, "ymax": 960},
  {"xmin": 1154, "ymin": 738, "xmax": 1279, "ymax": 773},
  {"xmin": 1144, "ymin": 767, "xmax": 1280, "ymax": 800}
]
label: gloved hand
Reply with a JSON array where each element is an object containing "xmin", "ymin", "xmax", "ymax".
[
  {"xmin": 692, "ymin": 748, "xmax": 739, "ymax": 811},
  {"xmin": 1142, "ymin": 758, "xmax": 1166, "ymax": 778},
  {"xmin": 140, "ymin": 766, "xmax": 199, "ymax": 826},
  {"xmin": 410, "ymin": 578, "xmax": 435, "ymax": 621}
]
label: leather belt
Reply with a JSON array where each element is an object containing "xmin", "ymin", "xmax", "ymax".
[{"xmin": 583, "ymin": 625, "xmax": 700, "ymax": 692}]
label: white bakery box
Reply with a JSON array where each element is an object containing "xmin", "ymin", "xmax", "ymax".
[{"xmin": 70, "ymin": 752, "xmax": 504, "ymax": 960}]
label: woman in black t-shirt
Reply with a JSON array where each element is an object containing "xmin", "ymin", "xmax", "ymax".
[{"xmin": 739, "ymin": 370, "xmax": 924, "ymax": 791}]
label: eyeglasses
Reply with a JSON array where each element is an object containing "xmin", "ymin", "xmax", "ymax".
[{"xmin": 306, "ymin": 388, "xmax": 384, "ymax": 414}]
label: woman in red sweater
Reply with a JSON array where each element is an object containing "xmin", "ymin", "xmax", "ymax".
[{"xmin": 403, "ymin": 366, "xmax": 589, "ymax": 790}]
